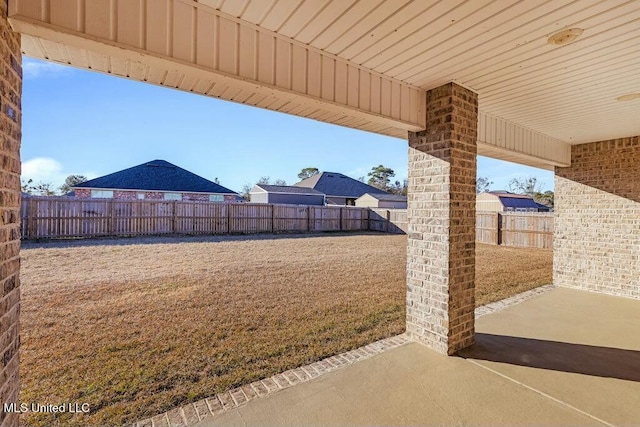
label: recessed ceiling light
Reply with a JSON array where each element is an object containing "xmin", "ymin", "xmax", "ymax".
[
  {"xmin": 547, "ymin": 28, "xmax": 584, "ymax": 45},
  {"xmin": 616, "ymin": 93, "xmax": 640, "ymax": 101}
]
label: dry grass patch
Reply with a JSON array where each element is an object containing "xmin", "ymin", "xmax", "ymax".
[
  {"xmin": 19, "ymin": 234, "xmax": 551, "ymax": 426},
  {"xmin": 476, "ymin": 242, "xmax": 553, "ymax": 304}
]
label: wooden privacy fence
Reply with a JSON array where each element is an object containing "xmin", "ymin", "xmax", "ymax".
[
  {"xmin": 368, "ymin": 209, "xmax": 552, "ymax": 249},
  {"xmin": 21, "ymin": 197, "xmax": 370, "ymax": 239},
  {"xmin": 20, "ymin": 198, "xmax": 553, "ymax": 248},
  {"xmin": 368, "ymin": 208, "xmax": 407, "ymax": 233},
  {"xmin": 476, "ymin": 211, "xmax": 553, "ymax": 249}
]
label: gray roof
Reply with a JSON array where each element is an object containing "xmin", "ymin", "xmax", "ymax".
[
  {"xmin": 295, "ymin": 172, "xmax": 389, "ymax": 198},
  {"xmin": 74, "ymin": 160, "xmax": 237, "ymax": 194},
  {"xmin": 360, "ymin": 193, "xmax": 407, "ymax": 202},
  {"xmin": 255, "ymin": 184, "xmax": 324, "ymax": 195}
]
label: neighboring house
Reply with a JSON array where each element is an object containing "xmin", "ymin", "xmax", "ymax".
[
  {"xmin": 249, "ymin": 184, "xmax": 325, "ymax": 205},
  {"xmin": 355, "ymin": 193, "xmax": 407, "ymax": 209},
  {"xmin": 73, "ymin": 159, "xmax": 238, "ymax": 202},
  {"xmin": 295, "ymin": 172, "xmax": 389, "ymax": 206},
  {"xmin": 477, "ymin": 191, "xmax": 551, "ymax": 212}
]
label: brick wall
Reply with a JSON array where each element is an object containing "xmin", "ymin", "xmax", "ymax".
[
  {"xmin": 0, "ymin": 1, "xmax": 21, "ymax": 425},
  {"xmin": 555, "ymin": 136, "xmax": 639, "ymax": 299},
  {"xmin": 406, "ymin": 82, "xmax": 477, "ymax": 355},
  {"xmin": 75, "ymin": 189, "xmax": 236, "ymax": 202}
]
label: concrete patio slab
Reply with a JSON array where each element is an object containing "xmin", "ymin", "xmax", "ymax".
[
  {"xmin": 194, "ymin": 287, "xmax": 640, "ymax": 426},
  {"xmin": 195, "ymin": 342, "xmax": 598, "ymax": 426},
  {"xmin": 459, "ymin": 287, "xmax": 640, "ymax": 426}
]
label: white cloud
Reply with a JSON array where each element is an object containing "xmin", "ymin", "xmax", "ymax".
[
  {"xmin": 21, "ymin": 157, "xmax": 97, "ymax": 188},
  {"xmin": 22, "ymin": 58, "xmax": 72, "ymax": 79},
  {"xmin": 346, "ymin": 167, "xmax": 367, "ymax": 179},
  {"xmin": 22, "ymin": 157, "xmax": 64, "ymax": 183}
]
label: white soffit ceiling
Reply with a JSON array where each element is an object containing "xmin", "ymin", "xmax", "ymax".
[{"xmin": 211, "ymin": 0, "xmax": 640, "ymax": 144}]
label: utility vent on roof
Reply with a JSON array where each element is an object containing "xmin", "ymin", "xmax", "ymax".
[{"xmin": 147, "ymin": 163, "xmax": 175, "ymax": 168}]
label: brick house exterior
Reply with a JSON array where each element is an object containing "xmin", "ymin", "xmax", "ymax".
[
  {"xmin": 0, "ymin": 1, "xmax": 21, "ymax": 425},
  {"xmin": 554, "ymin": 137, "xmax": 640, "ymax": 299},
  {"xmin": 73, "ymin": 160, "xmax": 238, "ymax": 202},
  {"xmin": 73, "ymin": 189, "xmax": 237, "ymax": 202},
  {"xmin": 1, "ymin": 3, "xmax": 639, "ymax": 426}
]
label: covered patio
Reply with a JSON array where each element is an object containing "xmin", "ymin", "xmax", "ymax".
[
  {"xmin": 189, "ymin": 287, "xmax": 640, "ymax": 426},
  {"xmin": 0, "ymin": 1, "xmax": 638, "ymax": 426}
]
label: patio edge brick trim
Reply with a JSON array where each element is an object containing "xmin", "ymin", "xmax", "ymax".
[
  {"xmin": 131, "ymin": 285, "xmax": 558, "ymax": 427},
  {"xmin": 474, "ymin": 284, "xmax": 556, "ymax": 318},
  {"xmin": 131, "ymin": 335, "xmax": 410, "ymax": 427}
]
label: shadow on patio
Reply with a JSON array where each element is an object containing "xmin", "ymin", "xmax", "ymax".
[{"xmin": 459, "ymin": 333, "xmax": 640, "ymax": 383}]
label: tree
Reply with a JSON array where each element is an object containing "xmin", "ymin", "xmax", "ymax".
[
  {"xmin": 240, "ymin": 183, "xmax": 252, "ymax": 201},
  {"xmin": 367, "ymin": 165, "xmax": 395, "ymax": 191},
  {"xmin": 257, "ymin": 176, "xmax": 286, "ymax": 186},
  {"xmin": 389, "ymin": 179, "xmax": 408, "ymax": 196},
  {"xmin": 297, "ymin": 167, "xmax": 319, "ymax": 180},
  {"xmin": 21, "ymin": 178, "xmax": 34, "ymax": 194},
  {"xmin": 32, "ymin": 181, "xmax": 58, "ymax": 196},
  {"xmin": 476, "ymin": 176, "xmax": 493, "ymax": 193},
  {"xmin": 508, "ymin": 176, "xmax": 542, "ymax": 196},
  {"xmin": 59, "ymin": 174, "xmax": 88, "ymax": 194},
  {"xmin": 533, "ymin": 190, "xmax": 554, "ymax": 208}
]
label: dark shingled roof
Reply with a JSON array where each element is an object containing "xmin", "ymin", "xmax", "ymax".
[
  {"xmin": 256, "ymin": 185, "xmax": 324, "ymax": 195},
  {"xmin": 295, "ymin": 172, "xmax": 389, "ymax": 198},
  {"xmin": 74, "ymin": 160, "xmax": 237, "ymax": 194},
  {"xmin": 498, "ymin": 196, "xmax": 541, "ymax": 209}
]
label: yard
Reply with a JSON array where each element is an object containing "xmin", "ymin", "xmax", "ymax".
[{"xmin": 19, "ymin": 233, "xmax": 552, "ymax": 427}]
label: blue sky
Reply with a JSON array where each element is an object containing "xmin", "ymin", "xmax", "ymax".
[{"xmin": 21, "ymin": 57, "xmax": 554, "ymax": 193}]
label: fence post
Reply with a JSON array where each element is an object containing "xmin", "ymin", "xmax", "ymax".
[
  {"xmin": 307, "ymin": 206, "xmax": 311, "ymax": 232},
  {"xmin": 172, "ymin": 201, "xmax": 177, "ymax": 234},
  {"xmin": 192, "ymin": 202, "xmax": 197, "ymax": 233},
  {"xmin": 339, "ymin": 207, "xmax": 343, "ymax": 231},
  {"xmin": 365, "ymin": 208, "xmax": 370, "ymax": 231},
  {"xmin": 496, "ymin": 212, "xmax": 503, "ymax": 245},
  {"xmin": 271, "ymin": 204, "xmax": 275, "ymax": 232},
  {"xmin": 385, "ymin": 210, "xmax": 390, "ymax": 233},
  {"xmin": 109, "ymin": 200, "xmax": 115, "ymax": 234},
  {"xmin": 227, "ymin": 203, "xmax": 232, "ymax": 233},
  {"xmin": 27, "ymin": 198, "xmax": 35, "ymax": 239}
]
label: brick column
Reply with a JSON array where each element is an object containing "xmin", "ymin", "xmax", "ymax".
[
  {"xmin": 0, "ymin": 1, "xmax": 22, "ymax": 426},
  {"xmin": 406, "ymin": 82, "xmax": 477, "ymax": 355}
]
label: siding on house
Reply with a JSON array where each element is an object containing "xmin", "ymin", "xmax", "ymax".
[
  {"xmin": 477, "ymin": 191, "xmax": 548, "ymax": 212},
  {"xmin": 476, "ymin": 192, "xmax": 505, "ymax": 212},
  {"xmin": 355, "ymin": 193, "xmax": 407, "ymax": 208},
  {"xmin": 249, "ymin": 184, "xmax": 325, "ymax": 205}
]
